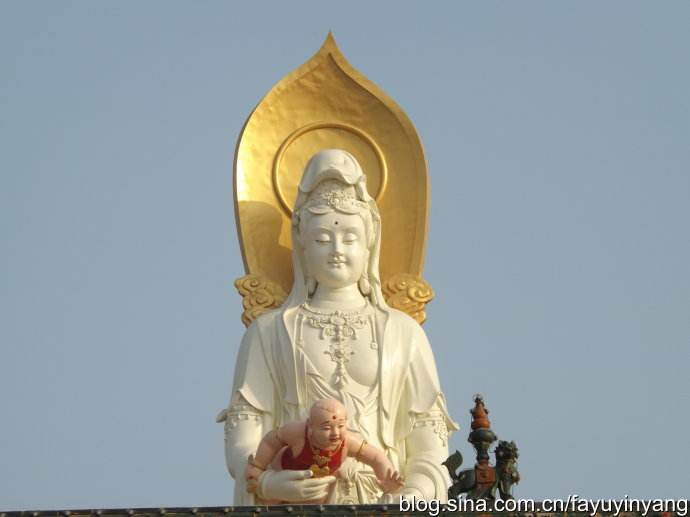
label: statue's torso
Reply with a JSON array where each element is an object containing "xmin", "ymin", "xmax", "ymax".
[
  {"xmin": 296, "ymin": 303, "xmax": 383, "ymax": 448},
  {"xmin": 293, "ymin": 303, "xmax": 385, "ymax": 504},
  {"xmin": 240, "ymin": 305, "xmax": 451, "ymax": 504}
]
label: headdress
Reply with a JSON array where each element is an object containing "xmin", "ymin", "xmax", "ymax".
[{"xmin": 292, "ymin": 149, "xmax": 378, "ymax": 226}]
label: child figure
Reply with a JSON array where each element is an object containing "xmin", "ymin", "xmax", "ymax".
[{"xmin": 245, "ymin": 398, "xmax": 404, "ymax": 502}]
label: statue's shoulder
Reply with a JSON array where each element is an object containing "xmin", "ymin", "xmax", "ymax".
[
  {"xmin": 382, "ymin": 307, "xmax": 427, "ymax": 339},
  {"xmin": 242, "ymin": 308, "xmax": 282, "ymax": 341},
  {"xmin": 385, "ymin": 306, "xmax": 423, "ymax": 327},
  {"xmin": 253, "ymin": 308, "xmax": 281, "ymax": 327}
]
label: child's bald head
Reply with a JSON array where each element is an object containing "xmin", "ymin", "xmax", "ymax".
[
  {"xmin": 310, "ymin": 398, "xmax": 346, "ymax": 422},
  {"xmin": 307, "ymin": 399, "xmax": 348, "ymax": 450}
]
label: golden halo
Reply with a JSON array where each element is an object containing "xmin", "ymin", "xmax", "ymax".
[{"xmin": 272, "ymin": 121, "xmax": 389, "ymax": 216}]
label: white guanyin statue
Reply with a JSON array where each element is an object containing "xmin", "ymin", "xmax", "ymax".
[{"xmin": 219, "ymin": 149, "xmax": 458, "ymax": 504}]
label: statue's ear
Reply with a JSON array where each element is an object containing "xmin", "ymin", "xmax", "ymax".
[{"xmin": 358, "ymin": 275, "xmax": 371, "ymax": 296}]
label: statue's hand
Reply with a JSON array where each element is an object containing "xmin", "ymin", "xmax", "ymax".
[
  {"xmin": 377, "ymin": 492, "xmax": 398, "ymax": 504},
  {"xmin": 400, "ymin": 487, "xmax": 424, "ymax": 499},
  {"xmin": 257, "ymin": 469, "xmax": 336, "ymax": 502},
  {"xmin": 377, "ymin": 483, "xmax": 419, "ymax": 504}
]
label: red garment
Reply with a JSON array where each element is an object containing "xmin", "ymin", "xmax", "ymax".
[{"xmin": 281, "ymin": 426, "xmax": 345, "ymax": 473}]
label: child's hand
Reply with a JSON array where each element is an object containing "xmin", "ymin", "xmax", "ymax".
[
  {"xmin": 245, "ymin": 464, "xmax": 263, "ymax": 479},
  {"xmin": 379, "ymin": 468, "xmax": 404, "ymax": 493},
  {"xmin": 244, "ymin": 454, "xmax": 265, "ymax": 493}
]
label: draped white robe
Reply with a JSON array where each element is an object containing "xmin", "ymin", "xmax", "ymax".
[{"xmin": 222, "ymin": 305, "xmax": 458, "ymax": 504}]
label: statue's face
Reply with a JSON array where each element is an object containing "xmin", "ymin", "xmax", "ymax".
[{"xmin": 302, "ymin": 211, "xmax": 367, "ymax": 289}]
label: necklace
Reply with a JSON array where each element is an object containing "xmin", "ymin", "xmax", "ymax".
[
  {"xmin": 308, "ymin": 438, "xmax": 343, "ymax": 478},
  {"xmin": 300, "ymin": 301, "xmax": 368, "ymax": 389},
  {"xmin": 309, "ymin": 441, "xmax": 343, "ymax": 477}
]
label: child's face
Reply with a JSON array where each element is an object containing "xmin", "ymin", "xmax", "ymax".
[{"xmin": 309, "ymin": 408, "xmax": 348, "ymax": 450}]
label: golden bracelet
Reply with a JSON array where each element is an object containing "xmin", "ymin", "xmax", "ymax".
[
  {"xmin": 247, "ymin": 454, "xmax": 266, "ymax": 471},
  {"xmin": 355, "ymin": 440, "xmax": 367, "ymax": 461}
]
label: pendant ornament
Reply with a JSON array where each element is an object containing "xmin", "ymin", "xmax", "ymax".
[{"xmin": 302, "ymin": 303, "xmax": 367, "ymax": 388}]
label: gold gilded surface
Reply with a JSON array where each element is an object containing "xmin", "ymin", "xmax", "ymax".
[
  {"xmin": 233, "ymin": 33, "xmax": 430, "ymax": 295},
  {"xmin": 382, "ymin": 273, "xmax": 434, "ymax": 324},
  {"xmin": 234, "ymin": 274, "xmax": 288, "ymax": 327}
]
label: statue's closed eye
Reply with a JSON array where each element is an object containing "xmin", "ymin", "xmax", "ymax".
[{"xmin": 315, "ymin": 232, "xmax": 332, "ymax": 244}]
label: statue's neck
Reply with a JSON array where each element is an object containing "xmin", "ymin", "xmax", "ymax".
[{"xmin": 309, "ymin": 284, "xmax": 366, "ymax": 311}]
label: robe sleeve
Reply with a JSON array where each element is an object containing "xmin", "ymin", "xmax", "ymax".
[
  {"xmin": 404, "ymin": 321, "xmax": 459, "ymax": 434},
  {"xmin": 397, "ymin": 319, "xmax": 459, "ymax": 501},
  {"xmin": 220, "ymin": 316, "xmax": 278, "ymax": 505},
  {"xmin": 231, "ymin": 318, "xmax": 275, "ymax": 414}
]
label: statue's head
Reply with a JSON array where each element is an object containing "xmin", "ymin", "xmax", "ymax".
[
  {"xmin": 297, "ymin": 180, "xmax": 371, "ymax": 291},
  {"xmin": 306, "ymin": 398, "xmax": 348, "ymax": 451},
  {"xmin": 287, "ymin": 149, "xmax": 386, "ymax": 306}
]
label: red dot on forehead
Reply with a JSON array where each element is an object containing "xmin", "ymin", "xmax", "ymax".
[{"xmin": 332, "ymin": 415, "xmax": 336, "ymax": 420}]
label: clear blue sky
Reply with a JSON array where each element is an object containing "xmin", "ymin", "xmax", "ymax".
[{"xmin": 1, "ymin": 1, "xmax": 688, "ymax": 510}]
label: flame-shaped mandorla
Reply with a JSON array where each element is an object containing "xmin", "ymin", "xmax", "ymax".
[{"xmin": 233, "ymin": 33, "xmax": 434, "ymax": 324}]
